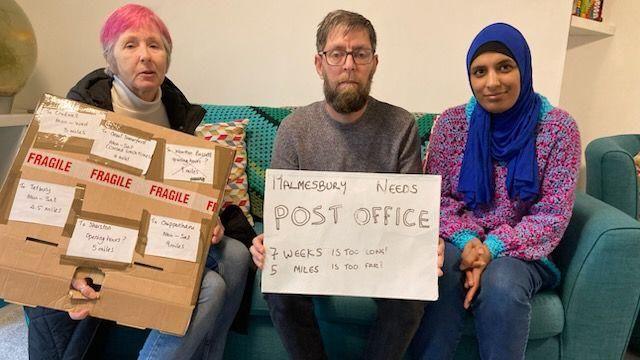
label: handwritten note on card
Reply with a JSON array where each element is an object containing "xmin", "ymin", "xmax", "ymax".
[
  {"xmin": 262, "ymin": 170, "xmax": 441, "ymax": 301},
  {"xmin": 37, "ymin": 108, "xmax": 105, "ymax": 139},
  {"xmin": 9, "ymin": 179, "xmax": 76, "ymax": 227},
  {"xmin": 91, "ymin": 128, "xmax": 157, "ymax": 174},
  {"xmin": 144, "ymin": 215, "xmax": 201, "ymax": 262},
  {"xmin": 66, "ymin": 219, "xmax": 138, "ymax": 263},
  {"xmin": 164, "ymin": 145, "xmax": 214, "ymax": 183}
]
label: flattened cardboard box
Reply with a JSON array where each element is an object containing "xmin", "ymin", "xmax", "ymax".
[{"xmin": 0, "ymin": 94, "xmax": 235, "ymax": 335}]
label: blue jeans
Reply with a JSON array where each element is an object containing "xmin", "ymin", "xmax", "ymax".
[
  {"xmin": 264, "ymin": 293, "xmax": 425, "ymax": 360},
  {"xmin": 409, "ymin": 242, "xmax": 556, "ymax": 360},
  {"xmin": 139, "ymin": 235, "xmax": 250, "ymax": 360}
]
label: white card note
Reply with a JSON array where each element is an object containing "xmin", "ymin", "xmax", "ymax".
[
  {"xmin": 144, "ymin": 215, "xmax": 201, "ymax": 262},
  {"xmin": 66, "ymin": 219, "xmax": 139, "ymax": 263},
  {"xmin": 37, "ymin": 108, "xmax": 105, "ymax": 139},
  {"xmin": 164, "ymin": 144, "xmax": 214, "ymax": 184},
  {"xmin": 91, "ymin": 127, "xmax": 157, "ymax": 174},
  {"xmin": 9, "ymin": 179, "xmax": 75, "ymax": 227}
]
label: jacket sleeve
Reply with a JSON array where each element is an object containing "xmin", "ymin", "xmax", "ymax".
[
  {"xmin": 483, "ymin": 112, "xmax": 581, "ymax": 260},
  {"xmin": 426, "ymin": 109, "xmax": 485, "ymax": 250}
]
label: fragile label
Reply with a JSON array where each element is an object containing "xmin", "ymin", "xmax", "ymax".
[
  {"xmin": 91, "ymin": 128, "xmax": 157, "ymax": 174},
  {"xmin": 9, "ymin": 179, "xmax": 76, "ymax": 227},
  {"xmin": 164, "ymin": 144, "xmax": 214, "ymax": 184},
  {"xmin": 144, "ymin": 215, "xmax": 201, "ymax": 262},
  {"xmin": 66, "ymin": 219, "xmax": 138, "ymax": 263},
  {"xmin": 37, "ymin": 108, "xmax": 104, "ymax": 139}
]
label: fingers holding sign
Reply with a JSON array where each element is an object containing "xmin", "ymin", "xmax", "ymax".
[
  {"xmin": 437, "ymin": 237, "xmax": 445, "ymax": 277},
  {"xmin": 68, "ymin": 277, "xmax": 99, "ymax": 320},
  {"xmin": 250, "ymin": 234, "xmax": 266, "ymax": 269}
]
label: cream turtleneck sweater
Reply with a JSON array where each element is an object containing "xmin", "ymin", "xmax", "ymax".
[{"xmin": 111, "ymin": 75, "xmax": 171, "ymax": 128}]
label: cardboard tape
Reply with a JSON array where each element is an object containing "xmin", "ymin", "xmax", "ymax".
[{"xmin": 62, "ymin": 184, "xmax": 87, "ymax": 237}]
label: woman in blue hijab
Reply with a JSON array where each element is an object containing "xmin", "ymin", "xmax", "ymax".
[{"xmin": 410, "ymin": 23, "xmax": 581, "ymax": 359}]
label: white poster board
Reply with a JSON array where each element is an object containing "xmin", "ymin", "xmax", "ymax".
[{"xmin": 262, "ymin": 169, "xmax": 441, "ymax": 301}]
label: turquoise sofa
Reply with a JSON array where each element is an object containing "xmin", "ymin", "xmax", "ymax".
[
  {"xmin": 585, "ymin": 134, "xmax": 640, "ymax": 353},
  {"xmin": 200, "ymin": 106, "xmax": 640, "ymax": 360},
  {"xmin": 16, "ymin": 107, "xmax": 640, "ymax": 359}
]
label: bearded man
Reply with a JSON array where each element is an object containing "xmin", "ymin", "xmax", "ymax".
[{"xmin": 247, "ymin": 10, "xmax": 437, "ymax": 360}]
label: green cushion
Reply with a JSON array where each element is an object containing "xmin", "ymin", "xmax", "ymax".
[{"xmin": 200, "ymin": 105, "xmax": 437, "ymax": 220}]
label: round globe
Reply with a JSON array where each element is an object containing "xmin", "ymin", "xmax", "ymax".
[{"xmin": 0, "ymin": 0, "xmax": 37, "ymax": 113}]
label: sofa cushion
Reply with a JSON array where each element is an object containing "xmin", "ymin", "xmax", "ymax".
[
  {"xmin": 200, "ymin": 105, "xmax": 438, "ymax": 221},
  {"xmin": 249, "ymin": 271, "xmax": 564, "ymax": 340},
  {"xmin": 196, "ymin": 119, "xmax": 253, "ymax": 224}
]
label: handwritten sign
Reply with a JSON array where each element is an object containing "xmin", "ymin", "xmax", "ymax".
[
  {"xmin": 144, "ymin": 215, "xmax": 201, "ymax": 262},
  {"xmin": 91, "ymin": 128, "xmax": 157, "ymax": 174},
  {"xmin": 37, "ymin": 108, "xmax": 104, "ymax": 139},
  {"xmin": 262, "ymin": 169, "xmax": 441, "ymax": 301},
  {"xmin": 66, "ymin": 219, "xmax": 138, "ymax": 263},
  {"xmin": 9, "ymin": 179, "xmax": 75, "ymax": 227},
  {"xmin": 164, "ymin": 144, "xmax": 214, "ymax": 183}
]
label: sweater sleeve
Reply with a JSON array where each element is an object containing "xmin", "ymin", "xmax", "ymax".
[
  {"xmin": 398, "ymin": 120, "xmax": 423, "ymax": 175},
  {"xmin": 484, "ymin": 112, "xmax": 581, "ymax": 260},
  {"xmin": 269, "ymin": 116, "xmax": 300, "ymax": 171},
  {"xmin": 426, "ymin": 109, "xmax": 485, "ymax": 250}
]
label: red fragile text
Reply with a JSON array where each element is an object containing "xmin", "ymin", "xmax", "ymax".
[
  {"xmin": 149, "ymin": 185, "xmax": 190, "ymax": 204},
  {"xmin": 26, "ymin": 152, "xmax": 72, "ymax": 172},
  {"xmin": 90, "ymin": 168, "xmax": 133, "ymax": 189}
]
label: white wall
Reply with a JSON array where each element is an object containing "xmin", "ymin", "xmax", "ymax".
[
  {"xmin": 560, "ymin": 0, "xmax": 640, "ymax": 160},
  {"xmin": 14, "ymin": 0, "xmax": 573, "ymax": 113}
]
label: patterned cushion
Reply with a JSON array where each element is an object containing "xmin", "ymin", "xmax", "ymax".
[
  {"xmin": 195, "ymin": 119, "xmax": 253, "ymax": 225},
  {"xmin": 200, "ymin": 105, "xmax": 438, "ymax": 221}
]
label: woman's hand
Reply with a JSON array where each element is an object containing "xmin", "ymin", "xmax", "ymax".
[
  {"xmin": 211, "ymin": 218, "xmax": 225, "ymax": 245},
  {"xmin": 249, "ymin": 234, "xmax": 266, "ymax": 269},
  {"xmin": 68, "ymin": 277, "xmax": 99, "ymax": 320},
  {"xmin": 462, "ymin": 243, "xmax": 491, "ymax": 309}
]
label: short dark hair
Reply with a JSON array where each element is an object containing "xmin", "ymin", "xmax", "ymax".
[{"xmin": 316, "ymin": 10, "xmax": 377, "ymax": 52}]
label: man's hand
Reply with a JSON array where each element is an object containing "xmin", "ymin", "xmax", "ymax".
[
  {"xmin": 68, "ymin": 277, "xmax": 99, "ymax": 320},
  {"xmin": 437, "ymin": 237, "xmax": 445, "ymax": 277},
  {"xmin": 249, "ymin": 234, "xmax": 266, "ymax": 269},
  {"xmin": 211, "ymin": 219, "xmax": 225, "ymax": 245}
]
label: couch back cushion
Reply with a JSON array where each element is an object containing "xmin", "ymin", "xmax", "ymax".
[{"xmin": 201, "ymin": 105, "xmax": 438, "ymax": 220}]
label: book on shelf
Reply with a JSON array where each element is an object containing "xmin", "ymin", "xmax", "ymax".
[{"xmin": 572, "ymin": 0, "xmax": 604, "ymax": 22}]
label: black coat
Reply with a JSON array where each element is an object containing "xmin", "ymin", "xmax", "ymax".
[{"xmin": 67, "ymin": 68, "xmax": 205, "ymax": 135}]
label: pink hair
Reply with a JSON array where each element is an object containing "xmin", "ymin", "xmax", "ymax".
[{"xmin": 100, "ymin": 4, "xmax": 172, "ymax": 55}]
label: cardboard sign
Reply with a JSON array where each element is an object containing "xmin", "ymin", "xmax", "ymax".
[
  {"xmin": 9, "ymin": 179, "xmax": 75, "ymax": 227},
  {"xmin": 164, "ymin": 144, "xmax": 214, "ymax": 184},
  {"xmin": 66, "ymin": 219, "xmax": 139, "ymax": 263},
  {"xmin": 0, "ymin": 93, "xmax": 236, "ymax": 336},
  {"xmin": 37, "ymin": 107, "xmax": 104, "ymax": 139},
  {"xmin": 91, "ymin": 127, "xmax": 157, "ymax": 174},
  {"xmin": 145, "ymin": 215, "xmax": 201, "ymax": 262},
  {"xmin": 262, "ymin": 169, "xmax": 441, "ymax": 301}
]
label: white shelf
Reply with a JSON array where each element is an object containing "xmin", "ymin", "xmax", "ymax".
[
  {"xmin": 569, "ymin": 15, "xmax": 615, "ymax": 36},
  {"xmin": 0, "ymin": 114, "xmax": 32, "ymax": 127}
]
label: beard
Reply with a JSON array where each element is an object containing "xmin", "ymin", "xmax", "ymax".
[{"xmin": 323, "ymin": 72, "xmax": 373, "ymax": 114}]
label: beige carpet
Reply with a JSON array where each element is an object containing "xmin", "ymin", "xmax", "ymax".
[{"xmin": 0, "ymin": 304, "xmax": 28, "ymax": 360}]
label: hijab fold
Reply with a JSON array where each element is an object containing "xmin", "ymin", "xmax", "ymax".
[{"xmin": 457, "ymin": 23, "xmax": 541, "ymax": 209}]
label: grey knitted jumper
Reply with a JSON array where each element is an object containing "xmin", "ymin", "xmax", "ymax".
[{"xmin": 270, "ymin": 97, "xmax": 421, "ymax": 174}]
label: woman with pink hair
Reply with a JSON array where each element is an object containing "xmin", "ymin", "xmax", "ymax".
[{"xmin": 24, "ymin": 4, "xmax": 250, "ymax": 360}]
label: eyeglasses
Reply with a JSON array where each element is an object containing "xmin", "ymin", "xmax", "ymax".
[{"xmin": 319, "ymin": 48, "xmax": 375, "ymax": 66}]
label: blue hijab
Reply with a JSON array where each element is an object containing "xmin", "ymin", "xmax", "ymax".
[{"xmin": 457, "ymin": 23, "xmax": 541, "ymax": 209}]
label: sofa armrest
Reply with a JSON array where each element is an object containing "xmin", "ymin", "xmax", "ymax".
[
  {"xmin": 586, "ymin": 135, "xmax": 640, "ymax": 219},
  {"xmin": 553, "ymin": 192, "xmax": 640, "ymax": 359}
]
